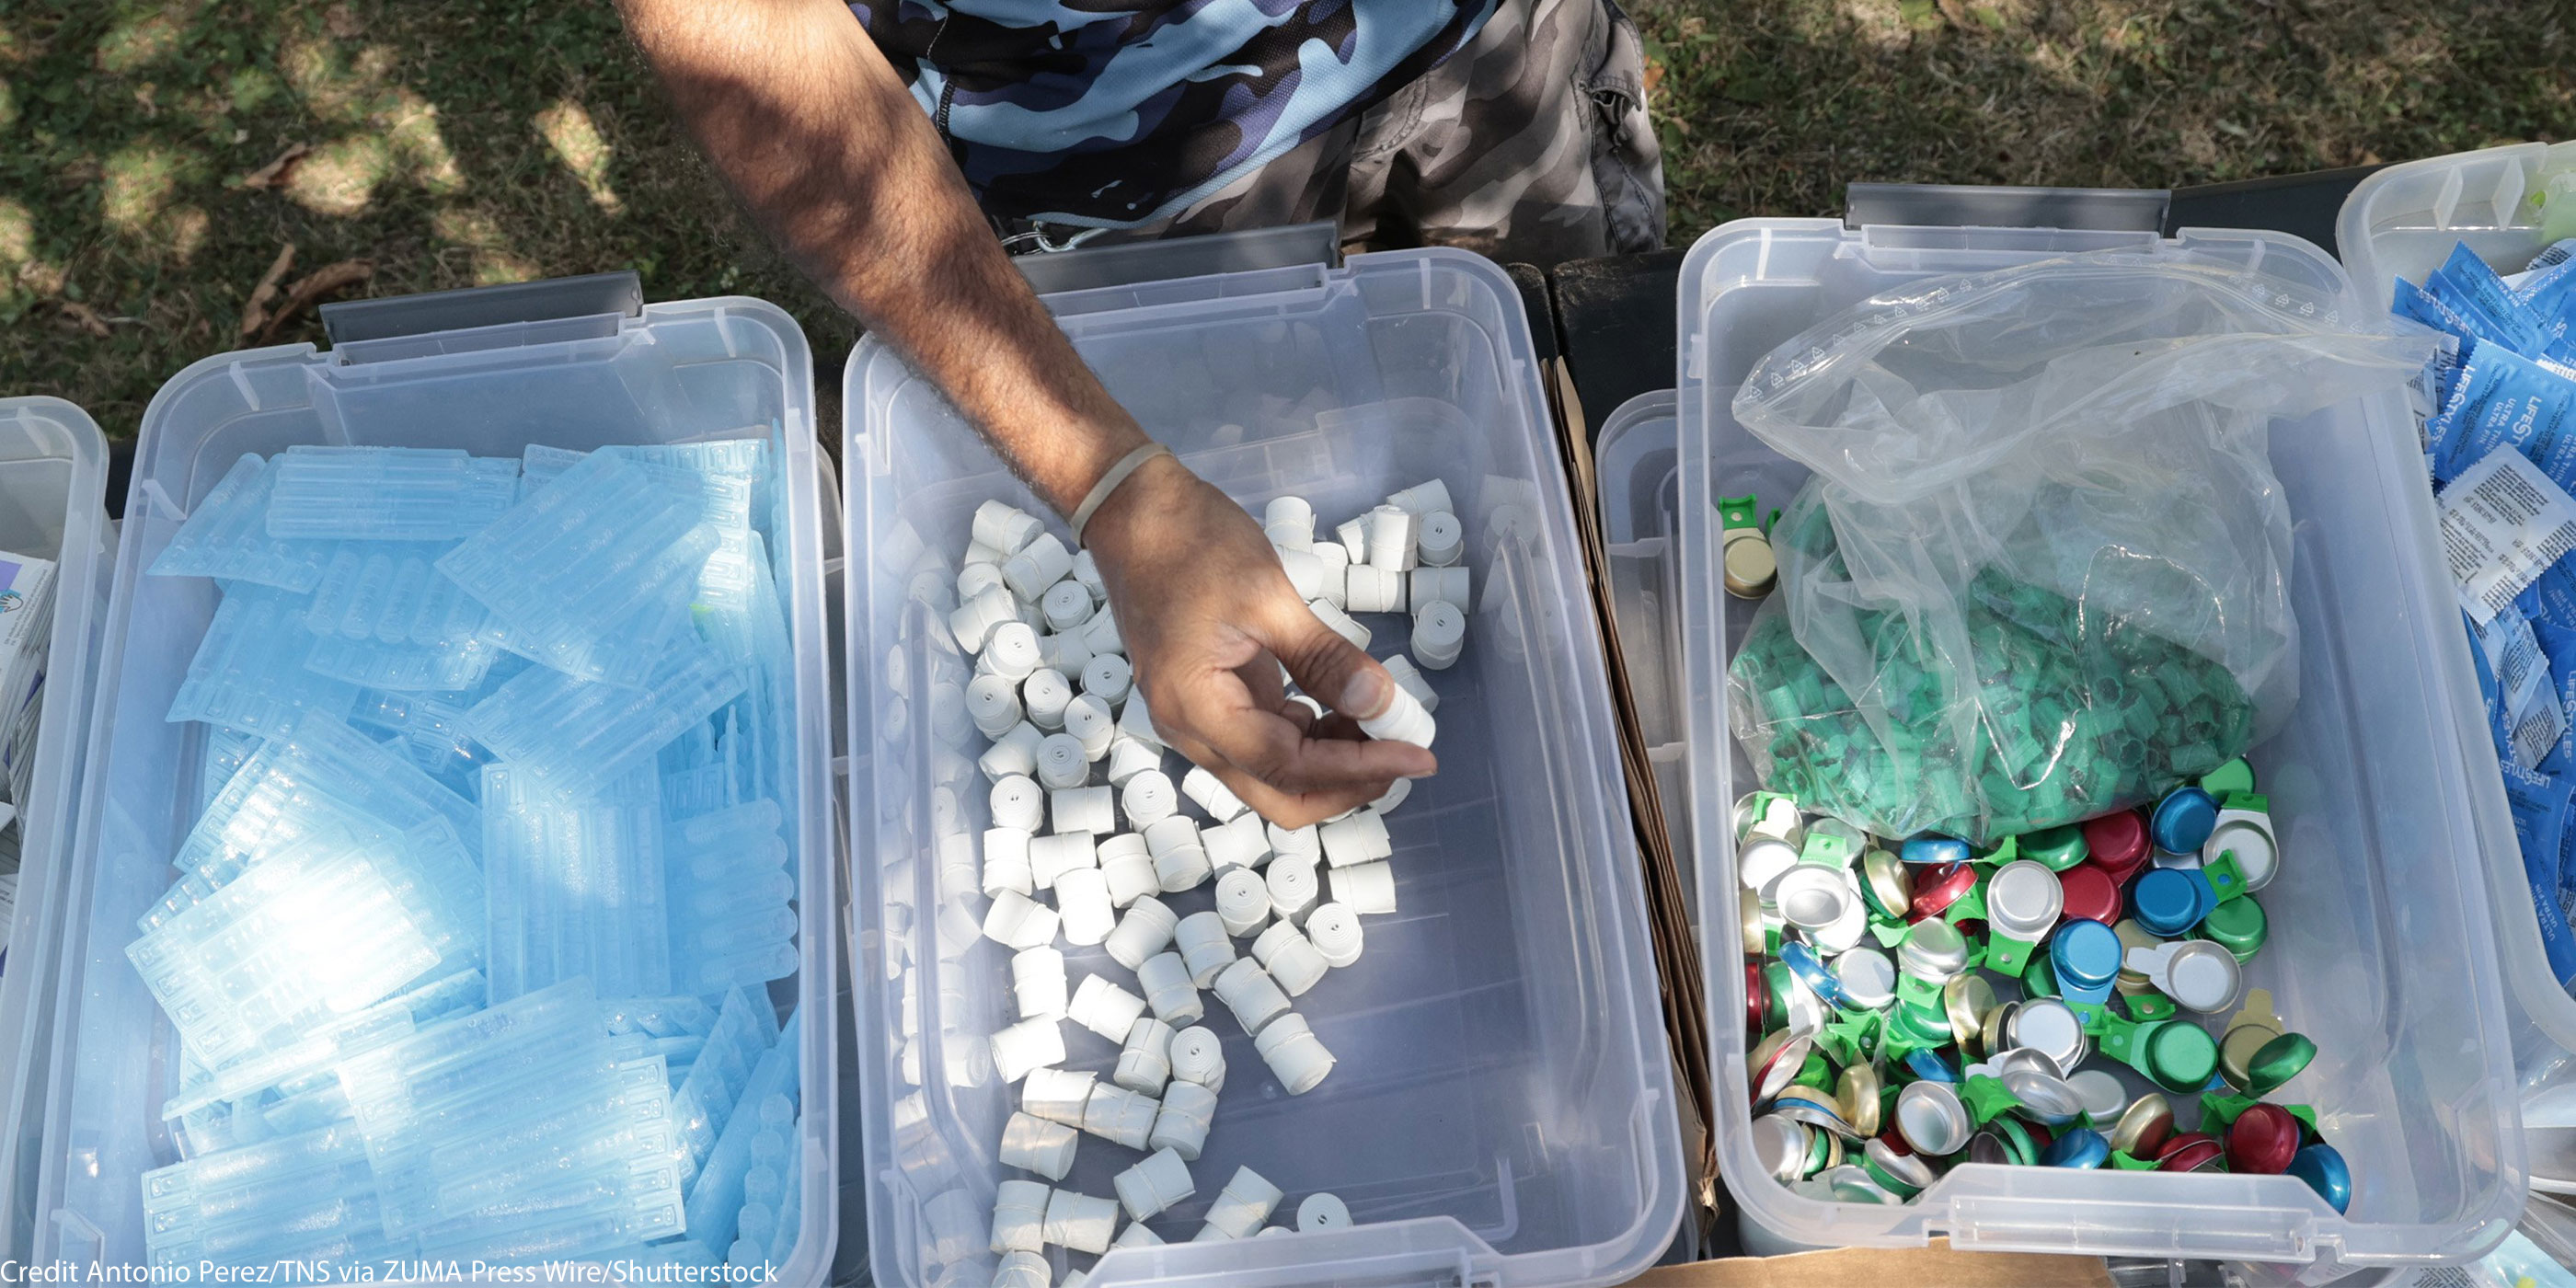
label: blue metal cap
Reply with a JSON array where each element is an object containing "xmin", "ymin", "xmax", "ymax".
[
  {"xmin": 2132, "ymin": 868, "xmax": 2203, "ymax": 937},
  {"xmin": 2287, "ymin": 1144, "xmax": 2351, "ymax": 1213},
  {"xmin": 1903, "ymin": 836, "xmax": 1972, "ymax": 867},
  {"xmin": 2151, "ymin": 788, "xmax": 2219, "ymax": 855},
  {"xmin": 2051, "ymin": 918, "xmax": 2124, "ymax": 1001},
  {"xmin": 1780, "ymin": 941, "xmax": 1849, "ymax": 1010},
  {"xmin": 1905, "ymin": 1048, "xmax": 1961, "ymax": 1083},
  {"xmin": 2041, "ymin": 1127, "xmax": 2110, "ymax": 1168}
]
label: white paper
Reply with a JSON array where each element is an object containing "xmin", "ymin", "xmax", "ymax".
[{"xmin": 2441, "ymin": 450, "xmax": 2576, "ymax": 623}]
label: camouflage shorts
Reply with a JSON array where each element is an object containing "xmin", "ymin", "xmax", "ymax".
[{"xmin": 1006, "ymin": 0, "xmax": 1666, "ymax": 267}]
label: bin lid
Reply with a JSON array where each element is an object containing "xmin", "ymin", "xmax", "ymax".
[{"xmin": 0, "ymin": 397, "xmax": 116, "ymax": 1256}]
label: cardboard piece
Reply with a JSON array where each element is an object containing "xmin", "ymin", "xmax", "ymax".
[{"xmin": 1622, "ymin": 1239, "xmax": 2113, "ymax": 1288}]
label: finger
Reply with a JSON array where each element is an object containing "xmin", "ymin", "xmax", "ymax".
[
  {"xmin": 1235, "ymin": 651, "xmax": 1288, "ymax": 715},
  {"xmin": 1255, "ymin": 598, "xmax": 1439, "ymax": 774},
  {"xmin": 1169, "ymin": 730, "xmax": 1391, "ymax": 829},
  {"xmin": 1154, "ymin": 667, "xmax": 1431, "ymax": 799}
]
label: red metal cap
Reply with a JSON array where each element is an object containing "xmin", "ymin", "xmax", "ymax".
[
  {"xmin": 2084, "ymin": 811, "xmax": 2151, "ymax": 871},
  {"xmin": 2156, "ymin": 1132, "xmax": 2225, "ymax": 1173},
  {"xmin": 1909, "ymin": 862, "xmax": 1978, "ymax": 921},
  {"xmin": 2058, "ymin": 863, "xmax": 2123, "ymax": 926},
  {"xmin": 1747, "ymin": 962, "xmax": 1768, "ymax": 1033},
  {"xmin": 2225, "ymin": 1103, "xmax": 2301, "ymax": 1175}
]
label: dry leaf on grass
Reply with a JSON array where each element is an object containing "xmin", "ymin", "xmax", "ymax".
[
  {"xmin": 254, "ymin": 259, "xmax": 374, "ymax": 345},
  {"xmin": 50, "ymin": 301, "xmax": 112, "ymax": 339},
  {"xmin": 237, "ymin": 143, "xmax": 312, "ymax": 191},
  {"xmin": 238, "ymin": 242, "xmax": 297, "ymax": 340}
]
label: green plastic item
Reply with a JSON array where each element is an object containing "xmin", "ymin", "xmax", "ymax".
[
  {"xmin": 2022, "ymin": 949, "xmax": 2059, "ymax": 1000},
  {"xmin": 1793, "ymin": 1049, "xmax": 1834, "ymax": 1091},
  {"xmin": 1961, "ymin": 1075, "xmax": 2022, "ymax": 1125},
  {"xmin": 2126, "ymin": 991, "xmax": 2179, "ymax": 1022},
  {"xmin": 2109, "ymin": 1150, "xmax": 2161, "ymax": 1171},
  {"xmin": 1869, "ymin": 919, "xmax": 1910, "ymax": 949},
  {"xmin": 2201, "ymin": 758, "xmax": 2257, "ymax": 798}
]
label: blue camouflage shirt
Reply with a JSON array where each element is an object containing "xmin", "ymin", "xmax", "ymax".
[{"xmin": 850, "ymin": 0, "xmax": 1496, "ymax": 229}]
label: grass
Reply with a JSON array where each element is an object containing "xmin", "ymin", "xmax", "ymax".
[{"xmin": 3, "ymin": 0, "xmax": 2572, "ymax": 438}]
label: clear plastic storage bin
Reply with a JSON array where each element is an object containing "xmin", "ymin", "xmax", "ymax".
[
  {"xmin": 0, "ymin": 398, "xmax": 115, "ymax": 1256},
  {"xmin": 1676, "ymin": 219, "xmax": 2525, "ymax": 1274},
  {"xmin": 845, "ymin": 246, "xmax": 1685, "ymax": 1287},
  {"xmin": 24, "ymin": 295, "xmax": 840, "ymax": 1278}
]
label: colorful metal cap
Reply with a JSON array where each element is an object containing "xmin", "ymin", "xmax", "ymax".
[
  {"xmin": 2225, "ymin": 1102, "xmax": 2301, "ymax": 1175},
  {"xmin": 1834, "ymin": 948, "xmax": 1899, "ymax": 1011},
  {"xmin": 1909, "ymin": 862, "xmax": 1979, "ymax": 922},
  {"xmin": 2051, "ymin": 917, "xmax": 2124, "ymax": 1006},
  {"xmin": 1906, "ymin": 1048, "xmax": 1961, "ymax": 1084},
  {"xmin": 1982, "ymin": 860, "xmax": 2064, "ymax": 976},
  {"xmin": 1734, "ymin": 791, "xmax": 1802, "ymax": 845},
  {"xmin": 2132, "ymin": 1020, "xmax": 2220, "ymax": 1092},
  {"xmin": 1860, "ymin": 848, "xmax": 1913, "ymax": 920},
  {"xmin": 2289, "ymin": 1144, "xmax": 2352, "ymax": 1213},
  {"xmin": 1741, "ymin": 888, "xmax": 1767, "ymax": 959},
  {"xmin": 2155, "ymin": 1131, "xmax": 2225, "ymax": 1173},
  {"xmin": 1837, "ymin": 1062, "xmax": 1884, "ymax": 1137},
  {"xmin": 1863, "ymin": 1137, "xmax": 1931, "ymax": 1196},
  {"xmin": 2041, "ymin": 1126, "xmax": 2110, "ymax": 1168},
  {"xmin": 2246, "ymin": 1031, "xmax": 2317, "ymax": 1097},
  {"xmin": 2006, "ymin": 998, "xmax": 2090, "ymax": 1076},
  {"xmin": 1746, "ymin": 961, "xmax": 1770, "ymax": 1034},
  {"xmin": 2151, "ymin": 787, "xmax": 2220, "ymax": 855},
  {"xmin": 2219, "ymin": 1021, "xmax": 2283, "ymax": 1092},
  {"xmin": 2057, "ymin": 864, "xmax": 2122, "ymax": 926},
  {"xmin": 2109, "ymin": 1093, "xmax": 2175, "ymax": 1157},
  {"xmin": 1944, "ymin": 974, "xmax": 1999, "ymax": 1056},
  {"xmin": 2022, "ymin": 823, "xmax": 2089, "ymax": 872},
  {"xmin": 2202, "ymin": 896, "xmax": 2269, "ymax": 962},
  {"xmin": 2130, "ymin": 867, "xmax": 2208, "ymax": 937},
  {"xmin": 1750, "ymin": 1029, "xmax": 1813, "ymax": 1103},
  {"xmin": 1781, "ymin": 942, "xmax": 1849, "ymax": 1011},
  {"xmin": 1895, "ymin": 1080, "xmax": 1972, "ymax": 1156},
  {"xmin": 1903, "ymin": 836, "xmax": 1971, "ymax": 867},
  {"xmin": 2082, "ymin": 810, "xmax": 2151, "ymax": 872}
]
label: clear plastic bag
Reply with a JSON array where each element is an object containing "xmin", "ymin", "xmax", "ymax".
[{"xmin": 1726, "ymin": 250, "xmax": 2436, "ymax": 842}]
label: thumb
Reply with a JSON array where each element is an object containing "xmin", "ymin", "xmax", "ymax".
[{"xmin": 1263, "ymin": 599, "xmax": 1397, "ymax": 725}]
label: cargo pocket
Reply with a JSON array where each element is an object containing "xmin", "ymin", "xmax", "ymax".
[{"xmin": 1586, "ymin": 0, "xmax": 1668, "ymax": 254}]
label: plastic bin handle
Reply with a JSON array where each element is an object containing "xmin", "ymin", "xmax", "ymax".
[
  {"xmin": 1015, "ymin": 222, "xmax": 1341, "ymax": 296},
  {"xmin": 1845, "ymin": 183, "xmax": 2171, "ymax": 234},
  {"xmin": 319, "ymin": 270, "xmax": 644, "ymax": 347}
]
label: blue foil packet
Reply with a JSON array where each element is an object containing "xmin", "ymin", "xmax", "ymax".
[
  {"xmin": 2428, "ymin": 342, "xmax": 2576, "ymax": 486},
  {"xmin": 2501, "ymin": 759, "xmax": 2576, "ymax": 987},
  {"xmin": 2431, "ymin": 241, "xmax": 2551, "ymax": 358}
]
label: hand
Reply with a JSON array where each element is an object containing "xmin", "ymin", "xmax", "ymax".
[{"xmin": 1081, "ymin": 452, "xmax": 1438, "ymax": 827}]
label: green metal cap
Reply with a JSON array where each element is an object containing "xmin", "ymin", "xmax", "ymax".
[
  {"xmin": 2023, "ymin": 823, "xmax": 2089, "ymax": 872},
  {"xmin": 2202, "ymin": 896, "xmax": 2269, "ymax": 961},
  {"xmin": 2144, "ymin": 1021, "xmax": 2221, "ymax": 1091},
  {"xmin": 2247, "ymin": 1031, "xmax": 2317, "ymax": 1097}
]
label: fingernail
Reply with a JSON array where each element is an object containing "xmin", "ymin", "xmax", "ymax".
[{"xmin": 1340, "ymin": 667, "xmax": 1390, "ymax": 719}]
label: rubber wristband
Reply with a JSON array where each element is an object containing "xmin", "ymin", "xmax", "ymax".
[{"xmin": 1070, "ymin": 442, "xmax": 1176, "ymax": 548}]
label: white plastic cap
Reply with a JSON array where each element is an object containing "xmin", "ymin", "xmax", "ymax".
[
  {"xmin": 1022, "ymin": 1067, "xmax": 1095, "ymax": 1127},
  {"xmin": 1153, "ymin": 845, "xmax": 1213, "ymax": 894},
  {"xmin": 1344, "ymin": 565, "xmax": 1405, "ymax": 614},
  {"xmin": 1063, "ymin": 694, "xmax": 1115, "ymax": 758},
  {"xmin": 1263, "ymin": 496, "xmax": 1315, "ymax": 546},
  {"xmin": 983, "ymin": 890, "xmax": 1062, "ymax": 951},
  {"xmin": 1167, "ymin": 1024, "xmax": 1226, "ymax": 1092},
  {"xmin": 1296, "ymin": 1192, "xmax": 1351, "ymax": 1233},
  {"xmin": 1380, "ymin": 653, "xmax": 1439, "ymax": 713},
  {"xmin": 983, "ymin": 827, "xmax": 1036, "ymax": 899},
  {"xmin": 1305, "ymin": 903, "xmax": 1363, "ymax": 968},
  {"xmin": 1012, "ymin": 946, "xmax": 1069, "ymax": 1020},
  {"xmin": 986, "ymin": 621, "xmax": 1044, "ymax": 680},
  {"xmin": 1000, "ymin": 1111, "xmax": 1080, "ymax": 1180},
  {"xmin": 950, "ymin": 584, "xmax": 1019, "ymax": 655},
  {"xmin": 1386, "ymin": 479, "xmax": 1453, "ymax": 516},
  {"xmin": 994, "ymin": 1250, "xmax": 1049, "ymax": 1288},
  {"xmin": 1081, "ymin": 1083, "xmax": 1159, "ymax": 1150},
  {"xmin": 1041, "ymin": 628, "xmax": 1093, "ymax": 676},
  {"xmin": 1306, "ymin": 598, "xmax": 1371, "ymax": 650},
  {"xmin": 1411, "ymin": 601, "xmax": 1465, "ymax": 671},
  {"xmin": 1329, "ymin": 861, "xmax": 1396, "ymax": 915},
  {"xmin": 1136, "ymin": 950, "xmax": 1204, "ymax": 1026},
  {"xmin": 1318, "ymin": 810, "xmax": 1392, "ymax": 868},
  {"xmin": 1214, "ymin": 867, "xmax": 1272, "ymax": 938},
  {"xmin": 1004, "ymin": 534, "xmax": 1075, "ymax": 601},
  {"xmin": 1122, "ymin": 770, "xmax": 1180, "ymax": 827},
  {"xmin": 1254, "ymin": 1012, "xmax": 1335, "ymax": 1095},
  {"xmin": 1081, "ymin": 653, "xmax": 1134, "ymax": 705},
  {"xmin": 1142, "ymin": 812, "xmax": 1202, "ymax": 858},
  {"xmin": 973, "ymin": 500, "xmax": 1044, "ymax": 556},
  {"xmin": 1036, "ymin": 732, "xmax": 1089, "ymax": 789},
  {"xmin": 1269, "ymin": 822, "xmax": 1321, "ymax": 859},
  {"xmin": 1112, "ymin": 1221, "xmax": 1165, "ymax": 1249},
  {"xmin": 1051, "ymin": 786, "xmax": 1115, "ymax": 836},
  {"xmin": 1056, "ymin": 868, "xmax": 1115, "ymax": 947},
  {"xmin": 989, "ymin": 1016, "xmax": 1066, "ymax": 1084},
  {"xmin": 1251, "ymin": 921, "xmax": 1329, "ymax": 996},
  {"xmin": 1103, "ymin": 896, "xmax": 1179, "ymax": 971},
  {"xmin": 991, "ymin": 774, "xmax": 1046, "ymax": 833},
  {"xmin": 1117, "ymin": 690, "xmax": 1161, "ymax": 748},
  {"xmin": 1410, "ymin": 566, "xmax": 1470, "ymax": 614},
  {"xmin": 1105, "ymin": 737, "xmax": 1161, "ymax": 788},
  {"xmin": 1114, "ymin": 1147, "xmax": 1197, "ymax": 1222},
  {"xmin": 1265, "ymin": 857, "xmax": 1321, "ymax": 924},
  {"xmin": 1201, "ymin": 1167, "xmax": 1283, "ymax": 1240},
  {"xmin": 1336, "ymin": 516, "xmax": 1369, "ymax": 554},
  {"xmin": 1026, "ymin": 831, "xmax": 1097, "ymax": 891},
  {"xmin": 1086, "ymin": 605, "xmax": 1124, "ymax": 657},
  {"xmin": 1312, "ymin": 541, "xmax": 1350, "ymax": 608},
  {"xmin": 1043, "ymin": 581, "xmax": 1095, "ymax": 632},
  {"xmin": 1041, "ymin": 1187, "xmax": 1118, "ymax": 1253},
  {"xmin": 1098, "ymin": 834, "xmax": 1159, "ymax": 908},
  {"xmin": 1069, "ymin": 974, "xmax": 1148, "ymax": 1042},
  {"xmin": 1175, "ymin": 912, "xmax": 1236, "ymax": 987},
  {"xmin": 982, "ymin": 721, "xmax": 1046, "ymax": 782},
  {"xmin": 1150, "ymin": 1079, "xmax": 1218, "ymax": 1160},
  {"xmin": 1370, "ymin": 776, "xmax": 1411, "ymax": 814},
  {"xmin": 958, "ymin": 560, "xmax": 1007, "ymax": 605},
  {"xmin": 1181, "ymin": 765, "xmax": 1248, "ymax": 822},
  {"xmin": 1213, "ymin": 958, "xmax": 1292, "ymax": 1036},
  {"xmin": 1366, "ymin": 505, "xmax": 1420, "ymax": 572},
  {"xmin": 1417, "ymin": 510, "xmax": 1463, "ymax": 567},
  {"xmin": 1356, "ymin": 684, "xmax": 1434, "ymax": 747},
  {"xmin": 1202, "ymin": 812, "xmax": 1271, "ymax": 871},
  {"xmin": 991, "ymin": 1178, "xmax": 1051, "ymax": 1254},
  {"xmin": 1113, "ymin": 1016, "xmax": 1175, "ymax": 1096},
  {"xmin": 1278, "ymin": 546, "xmax": 1325, "ymax": 598},
  {"xmin": 968, "ymin": 673, "xmax": 1025, "ymax": 739}
]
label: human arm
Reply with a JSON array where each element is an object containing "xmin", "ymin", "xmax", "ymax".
[{"xmin": 615, "ymin": 0, "xmax": 1435, "ymax": 823}]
